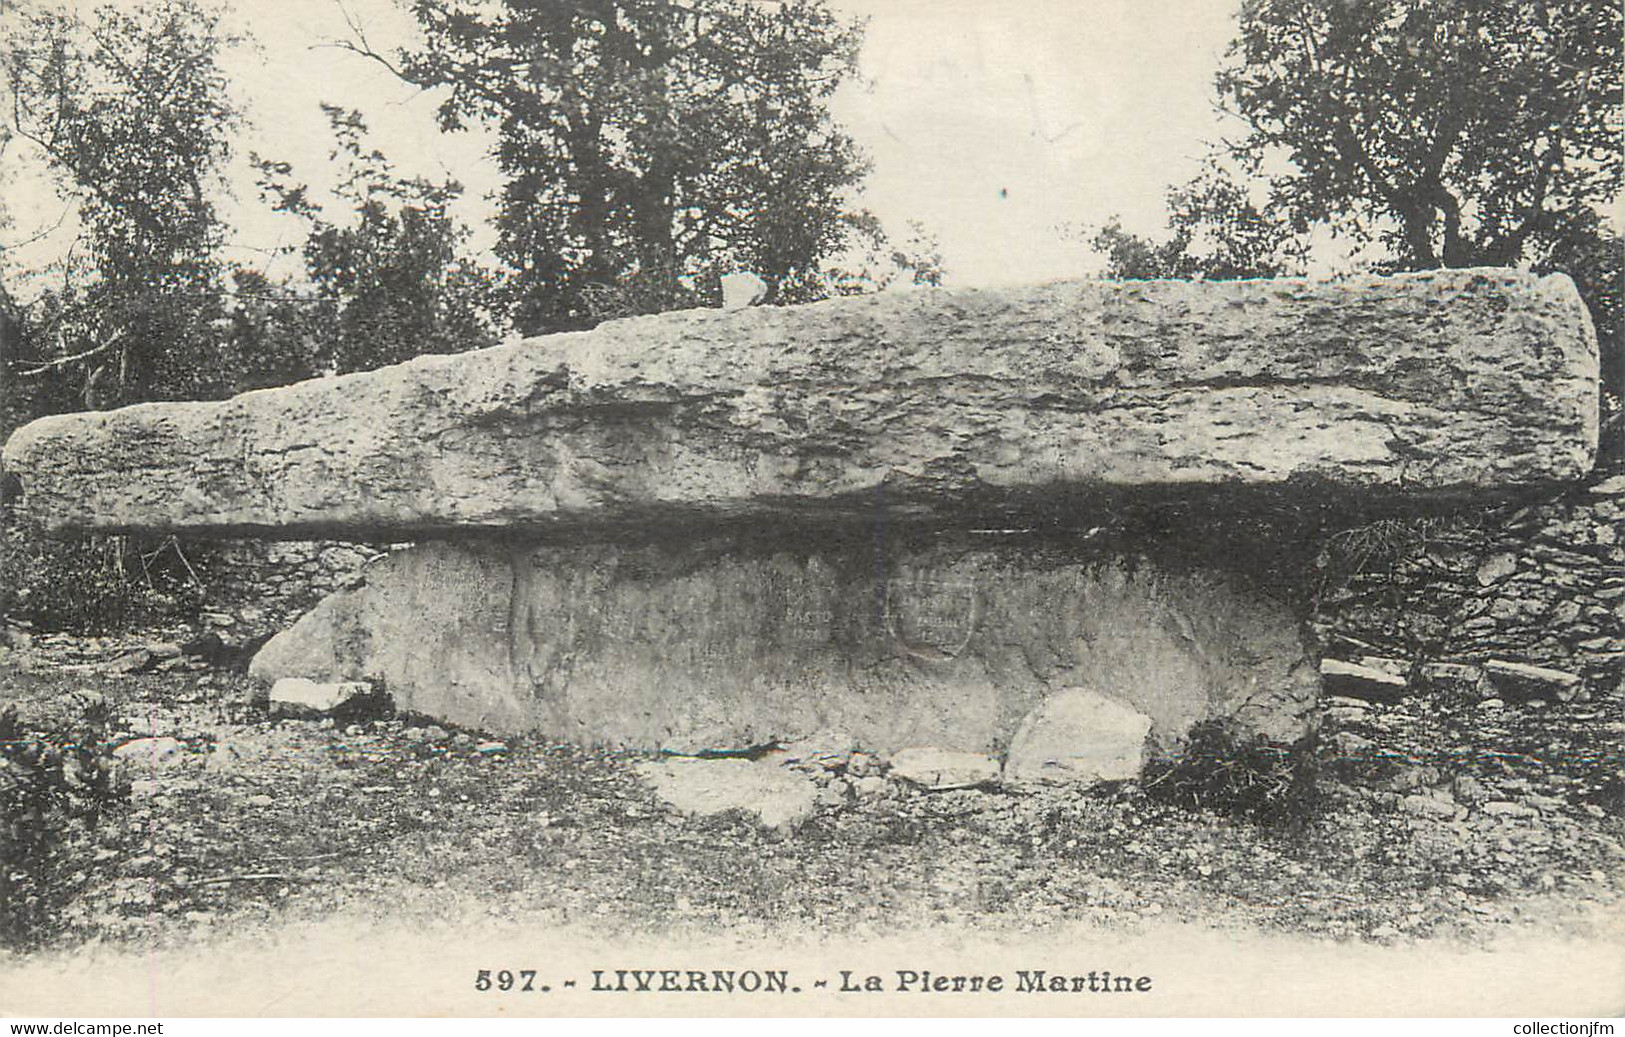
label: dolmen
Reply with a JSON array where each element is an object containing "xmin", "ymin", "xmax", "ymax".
[{"xmin": 1, "ymin": 269, "xmax": 1599, "ymax": 781}]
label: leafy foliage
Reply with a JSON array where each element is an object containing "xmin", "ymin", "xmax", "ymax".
[
  {"xmin": 0, "ymin": 516, "xmax": 206, "ymax": 633},
  {"xmin": 1220, "ymin": 0, "xmax": 1620, "ymax": 271},
  {"xmin": 0, "ymin": 282, "xmax": 30, "ymax": 438},
  {"xmin": 1545, "ymin": 216, "xmax": 1623, "ymax": 454},
  {"xmin": 1, "ymin": 0, "xmax": 240, "ymax": 412},
  {"xmin": 1092, "ymin": 163, "xmax": 1308, "ymax": 281},
  {"xmin": 1143, "ymin": 719, "xmax": 1323, "ymax": 827},
  {"xmin": 383, "ymin": 0, "xmax": 882, "ymax": 334},
  {"xmin": 252, "ymin": 106, "xmax": 501, "ymax": 376},
  {"xmin": 212, "ymin": 268, "xmax": 328, "ymax": 394},
  {"xmin": 790, "ymin": 216, "xmax": 945, "ymax": 301},
  {"xmin": 0, "ymin": 699, "xmax": 128, "ymax": 951}
]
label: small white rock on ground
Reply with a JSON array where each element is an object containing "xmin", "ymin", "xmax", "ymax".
[
  {"xmin": 1475, "ymin": 552, "xmax": 1519, "ymax": 585},
  {"xmin": 269, "ymin": 677, "xmax": 373, "ymax": 714},
  {"xmin": 110, "ymin": 736, "xmax": 186, "ymax": 765}
]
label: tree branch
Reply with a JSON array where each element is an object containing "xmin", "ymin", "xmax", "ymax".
[
  {"xmin": 316, "ymin": 1, "xmax": 410, "ymax": 82},
  {"xmin": 15, "ymin": 328, "xmax": 126, "ymax": 376},
  {"xmin": 1495, "ymin": 65, "xmax": 1596, "ymax": 263},
  {"xmin": 0, "ymin": 201, "xmax": 73, "ymax": 252}
]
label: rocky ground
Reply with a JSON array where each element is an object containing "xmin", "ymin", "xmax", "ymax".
[{"xmin": 1, "ymin": 627, "xmax": 1622, "ymax": 960}]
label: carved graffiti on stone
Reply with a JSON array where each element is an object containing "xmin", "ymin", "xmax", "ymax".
[{"xmin": 883, "ymin": 577, "xmax": 980, "ymax": 660}]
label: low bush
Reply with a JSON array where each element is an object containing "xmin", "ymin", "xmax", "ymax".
[
  {"xmin": 0, "ymin": 516, "xmax": 208, "ymax": 632},
  {"xmin": 1142, "ymin": 718, "xmax": 1323, "ymax": 827},
  {"xmin": 0, "ymin": 698, "xmax": 128, "ymax": 950}
]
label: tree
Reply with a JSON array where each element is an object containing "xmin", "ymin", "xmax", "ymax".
[
  {"xmin": 1091, "ymin": 0, "xmax": 1621, "ymax": 428},
  {"xmin": 0, "ymin": 281, "xmax": 30, "ymax": 439},
  {"xmin": 1091, "ymin": 162, "xmax": 1307, "ymax": 281},
  {"xmin": 1545, "ymin": 212, "xmax": 1623, "ymax": 451},
  {"xmin": 0, "ymin": 0, "xmax": 238, "ymax": 411},
  {"xmin": 1218, "ymin": 0, "xmax": 1620, "ymax": 272},
  {"xmin": 772, "ymin": 214, "xmax": 943, "ymax": 303},
  {"xmin": 253, "ymin": 105, "xmax": 500, "ymax": 376},
  {"xmin": 0, "ymin": 175, "xmax": 31, "ymax": 435},
  {"xmin": 1096, "ymin": 1, "xmax": 1621, "ymax": 281},
  {"xmin": 350, "ymin": 0, "xmax": 879, "ymax": 334}
]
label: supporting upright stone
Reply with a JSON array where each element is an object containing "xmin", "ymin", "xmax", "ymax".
[{"xmin": 246, "ymin": 537, "xmax": 1321, "ymax": 751}]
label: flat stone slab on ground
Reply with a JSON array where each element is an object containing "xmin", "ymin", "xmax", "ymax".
[
  {"xmin": 888, "ymin": 748, "xmax": 1001, "ymax": 789},
  {"xmin": 2, "ymin": 269, "xmax": 1597, "ymax": 538},
  {"xmin": 1480, "ymin": 660, "xmax": 1584, "ymax": 701},
  {"xmin": 636, "ymin": 757, "xmax": 819, "ymax": 831}
]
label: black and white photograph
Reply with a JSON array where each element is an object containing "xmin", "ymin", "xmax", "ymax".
[{"xmin": 0, "ymin": 0, "xmax": 1619, "ymax": 1020}]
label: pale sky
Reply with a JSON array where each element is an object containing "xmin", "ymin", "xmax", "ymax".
[
  {"xmin": 3, "ymin": 0, "xmax": 1247, "ymax": 291},
  {"xmin": 836, "ymin": 0, "xmax": 1241, "ymax": 283}
]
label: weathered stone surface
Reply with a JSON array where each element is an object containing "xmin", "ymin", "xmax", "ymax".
[
  {"xmin": 249, "ymin": 537, "xmax": 1319, "ymax": 751},
  {"xmin": 720, "ymin": 271, "xmax": 768, "ymax": 310},
  {"xmin": 1351, "ymin": 654, "xmax": 1408, "ymax": 676},
  {"xmin": 1480, "ymin": 660, "xmax": 1584, "ymax": 701},
  {"xmin": 2, "ymin": 269, "xmax": 1597, "ymax": 539},
  {"xmin": 111, "ymin": 737, "xmax": 185, "ymax": 766},
  {"xmin": 1002, "ymin": 687, "xmax": 1153, "ymax": 784},
  {"xmin": 777, "ymin": 730, "xmax": 858, "ymax": 770},
  {"xmin": 1476, "ymin": 552, "xmax": 1519, "ymax": 585}
]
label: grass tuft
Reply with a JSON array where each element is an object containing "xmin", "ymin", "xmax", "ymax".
[{"xmin": 1142, "ymin": 718, "xmax": 1323, "ymax": 828}]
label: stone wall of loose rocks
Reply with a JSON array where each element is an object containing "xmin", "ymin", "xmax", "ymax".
[
  {"xmin": 1311, "ymin": 469, "xmax": 1625, "ymax": 699},
  {"xmin": 194, "ymin": 540, "xmax": 391, "ymax": 634}
]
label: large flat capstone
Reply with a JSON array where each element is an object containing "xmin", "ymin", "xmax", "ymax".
[
  {"xmin": 248, "ymin": 536, "xmax": 1320, "ymax": 752},
  {"xmin": 0, "ymin": 268, "xmax": 1598, "ymax": 538}
]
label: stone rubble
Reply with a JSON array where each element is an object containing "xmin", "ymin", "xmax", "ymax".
[{"xmin": 1312, "ymin": 471, "xmax": 1622, "ymax": 700}]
